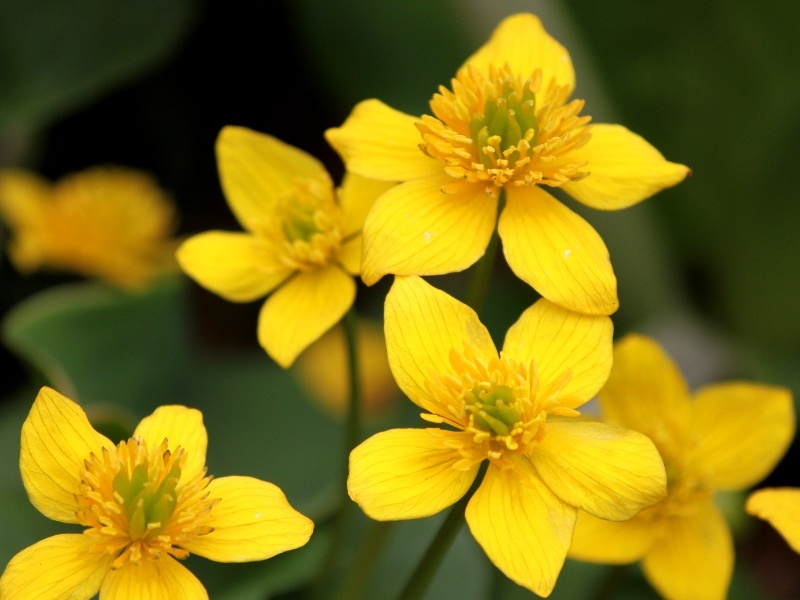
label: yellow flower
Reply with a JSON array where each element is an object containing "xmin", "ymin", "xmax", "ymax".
[
  {"xmin": 347, "ymin": 276, "xmax": 666, "ymax": 596},
  {"xmin": 293, "ymin": 319, "xmax": 399, "ymax": 418},
  {"xmin": 568, "ymin": 335, "xmax": 795, "ymax": 600},
  {"xmin": 326, "ymin": 13, "xmax": 689, "ymax": 316},
  {"xmin": 176, "ymin": 126, "xmax": 392, "ymax": 367},
  {"xmin": 747, "ymin": 488, "xmax": 800, "ymax": 554},
  {"xmin": 0, "ymin": 166, "xmax": 178, "ymax": 290},
  {"xmin": 0, "ymin": 387, "xmax": 313, "ymax": 600}
]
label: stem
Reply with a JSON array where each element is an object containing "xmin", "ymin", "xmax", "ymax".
[
  {"xmin": 309, "ymin": 307, "xmax": 362, "ymax": 599},
  {"xmin": 332, "ymin": 521, "xmax": 396, "ymax": 600},
  {"xmin": 395, "ymin": 465, "xmax": 486, "ymax": 600},
  {"xmin": 465, "ymin": 191, "xmax": 505, "ymax": 313}
]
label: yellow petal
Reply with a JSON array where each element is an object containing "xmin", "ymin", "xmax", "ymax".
[
  {"xmin": 361, "ymin": 176, "xmax": 497, "ymax": 285},
  {"xmin": 20, "ymin": 387, "xmax": 113, "ymax": 524},
  {"xmin": 100, "ymin": 555, "xmax": 208, "ymax": 600},
  {"xmin": 502, "ymin": 298, "xmax": 612, "ymax": 403},
  {"xmin": 642, "ymin": 502, "xmax": 733, "ymax": 600},
  {"xmin": 183, "ymin": 476, "xmax": 313, "ymax": 562},
  {"xmin": 690, "ymin": 382, "xmax": 795, "ymax": 490},
  {"xmin": 746, "ymin": 488, "xmax": 800, "ymax": 554},
  {"xmin": 465, "ymin": 460, "xmax": 576, "ymax": 597},
  {"xmin": 568, "ymin": 510, "xmax": 656, "ymax": 564},
  {"xmin": 257, "ymin": 265, "xmax": 355, "ymax": 368},
  {"xmin": 531, "ymin": 421, "xmax": 666, "ymax": 520},
  {"xmin": 348, "ymin": 428, "xmax": 479, "ymax": 520},
  {"xmin": 463, "ymin": 13, "xmax": 575, "ymax": 93},
  {"xmin": 599, "ymin": 334, "xmax": 692, "ymax": 440},
  {"xmin": 325, "ymin": 99, "xmax": 440, "ymax": 181},
  {"xmin": 0, "ymin": 534, "xmax": 112, "ymax": 600},
  {"xmin": 384, "ymin": 276, "xmax": 497, "ymax": 415},
  {"xmin": 133, "ymin": 405, "xmax": 208, "ymax": 482},
  {"xmin": 498, "ymin": 186, "xmax": 618, "ymax": 315},
  {"xmin": 0, "ymin": 169, "xmax": 48, "ymax": 229},
  {"xmin": 336, "ymin": 235, "xmax": 362, "ymax": 276},
  {"xmin": 337, "ymin": 171, "xmax": 395, "ymax": 237},
  {"xmin": 293, "ymin": 320, "xmax": 398, "ymax": 418},
  {"xmin": 176, "ymin": 231, "xmax": 293, "ymax": 302},
  {"xmin": 216, "ymin": 126, "xmax": 332, "ymax": 233},
  {"xmin": 561, "ymin": 124, "xmax": 690, "ymax": 210}
]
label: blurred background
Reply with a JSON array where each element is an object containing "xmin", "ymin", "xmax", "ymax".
[{"xmin": 1, "ymin": 0, "xmax": 798, "ymax": 598}]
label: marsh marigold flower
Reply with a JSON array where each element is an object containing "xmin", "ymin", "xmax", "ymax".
[
  {"xmin": 326, "ymin": 13, "xmax": 689, "ymax": 316},
  {"xmin": 177, "ymin": 126, "xmax": 392, "ymax": 367},
  {"xmin": 747, "ymin": 488, "xmax": 800, "ymax": 555},
  {"xmin": 347, "ymin": 276, "xmax": 666, "ymax": 596},
  {"xmin": 0, "ymin": 387, "xmax": 313, "ymax": 600},
  {"xmin": 568, "ymin": 335, "xmax": 795, "ymax": 600},
  {"xmin": 0, "ymin": 166, "xmax": 179, "ymax": 290}
]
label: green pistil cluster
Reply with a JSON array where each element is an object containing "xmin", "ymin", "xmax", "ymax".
[
  {"xmin": 281, "ymin": 201, "xmax": 320, "ymax": 243},
  {"xmin": 113, "ymin": 457, "xmax": 181, "ymax": 540},
  {"xmin": 470, "ymin": 79, "xmax": 539, "ymax": 167},
  {"xmin": 464, "ymin": 383, "xmax": 522, "ymax": 437}
]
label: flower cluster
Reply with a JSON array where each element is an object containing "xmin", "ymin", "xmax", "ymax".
[{"xmin": 0, "ymin": 10, "xmax": 795, "ymax": 600}]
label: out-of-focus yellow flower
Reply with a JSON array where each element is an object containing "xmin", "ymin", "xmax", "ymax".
[
  {"xmin": 177, "ymin": 126, "xmax": 392, "ymax": 368},
  {"xmin": 293, "ymin": 319, "xmax": 399, "ymax": 419},
  {"xmin": 569, "ymin": 335, "xmax": 795, "ymax": 600},
  {"xmin": 747, "ymin": 488, "xmax": 800, "ymax": 554},
  {"xmin": 326, "ymin": 13, "xmax": 689, "ymax": 316},
  {"xmin": 347, "ymin": 276, "xmax": 666, "ymax": 596},
  {"xmin": 0, "ymin": 166, "xmax": 178, "ymax": 290},
  {"xmin": 0, "ymin": 387, "xmax": 313, "ymax": 600}
]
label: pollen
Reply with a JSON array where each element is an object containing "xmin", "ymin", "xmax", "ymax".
[
  {"xmin": 257, "ymin": 177, "xmax": 344, "ymax": 271},
  {"xmin": 424, "ymin": 346, "xmax": 582, "ymax": 470},
  {"xmin": 75, "ymin": 436, "xmax": 216, "ymax": 569},
  {"xmin": 417, "ymin": 63, "xmax": 593, "ymax": 197}
]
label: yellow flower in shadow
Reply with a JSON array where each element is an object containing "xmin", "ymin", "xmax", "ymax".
[
  {"xmin": 569, "ymin": 335, "xmax": 795, "ymax": 600},
  {"xmin": 0, "ymin": 387, "xmax": 313, "ymax": 600},
  {"xmin": 0, "ymin": 166, "xmax": 178, "ymax": 290}
]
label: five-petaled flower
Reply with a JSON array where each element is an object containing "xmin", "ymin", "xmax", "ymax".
[
  {"xmin": 347, "ymin": 276, "xmax": 667, "ymax": 596},
  {"xmin": 746, "ymin": 488, "xmax": 800, "ymax": 555},
  {"xmin": 326, "ymin": 13, "xmax": 689, "ymax": 316},
  {"xmin": 0, "ymin": 166, "xmax": 179, "ymax": 290},
  {"xmin": 568, "ymin": 335, "xmax": 795, "ymax": 600},
  {"xmin": 0, "ymin": 387, "xmax": 313, "ymax": 600},
  {"xmin": 177, "ymin": 126, "xmax": 392, "ymax": 367}
]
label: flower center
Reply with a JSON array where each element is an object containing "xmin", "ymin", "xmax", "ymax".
[
  {"xmin": 76, "ymin": 436, "xmax": 216, "ymax": 568},
  {"xmin": 417, "ymin": 64, "xmax": 592, "ymax": 197},
  {"xmin": 424, "ymin": 347, "xmax": 583, "ymax": 470},
  {"xmin": 260, "ymin": 178, "xmax": 344, "ymax": 271}
]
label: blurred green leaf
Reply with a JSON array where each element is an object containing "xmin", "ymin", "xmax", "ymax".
[{"xmin": 0, "ymin": 0, "xmax": 195, "ymax": 129}]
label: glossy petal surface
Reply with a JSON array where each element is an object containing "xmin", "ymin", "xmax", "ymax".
[
  {"xmin": 100, "ymin": 554, "xmax": 208, "ymax": 600},
  {"xmin": 499, "ymin": 185, "xmax": 617, "ymax": 315},
  {"xmin": 463, "ymin": 13, "xmax": 575, "ymax": 93},
  {"xmin": 217, "ymin": 126, "xmax": 331, "ymax": 233},
  {"xmin": 325, "ymin": 99, "xmax": 440, "ymax": 181},
  {"xmin": 746, "ymin": 488, "xmax": 800, "ymax": 553},
  {"xmin": 561, "ymin": 124, "xmax": 690, "ymax": 210},
  {"xmin": 348, "ymin": 428, "xmax": 479, "ymax": 520},
  {"xmin": 20, "ymin": 387, "xmax": 112, "ymax": 523},
  {"xmin": 257, "ymin": 265, "xmax": 355, "ymax": 368},
  {"xmin": 176, "ymin": 232, "xmax": 292, "ymax": 302},
  {"xmin": 337, "ymin": 171, "xmax": 395, "ymax": 237},
  {"xmin": 690, "ymin": 382, "xmax": 795, "ymax": 490},
  {"xmin": 184, "ymin": 476, "xmax": 313, "ymax": 562},
  {"xmin": 0, "ymin": 534, "xmax": 111, "ymax": 600},
  {"xmin": 503, "ymin": 298, "xmax": 612, "ymax": 403},
  {"xmin": 568, "ymin": 510, "xmax": 655, "ymax": 564},
  {"xmin": 466, "ymin": 460, "xmax": 575, "ymax": 597},
  {"xmin": 384, "ymin": 276, "xmax": 496, "ymax": 414},
  {"xmin": 361, "ymin": 176, "xmax": 497, "ymax": 285},
  {"xmin": 133, "ymin": 405, "xmax": 208, "ymax": 481},
  {"xmin": 642, "ymin": 502, "xmax": 733, "ymax": 600}
]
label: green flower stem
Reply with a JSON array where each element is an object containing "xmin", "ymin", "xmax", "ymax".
[
  {"xmin": 394, "ymin": 464, "xmax": 487, "ymax": 600},
  {"xmin": 309, "ymin": 307, "xmax": 362, "ymax": 599},
  {"xmin": 332, "ymin": 520, "xmax": 396, "ymax": 600},
  {"xmin": 465, "ymin": 191, "xmax": 505, "ymax": 313}
]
